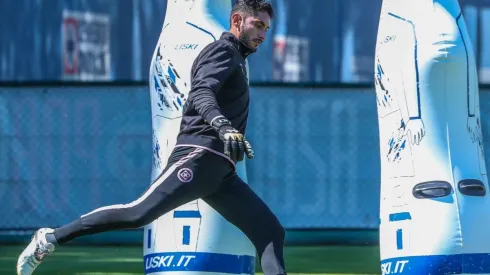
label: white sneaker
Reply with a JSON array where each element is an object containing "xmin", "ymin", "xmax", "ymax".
[{"xmin": 16, "ymin": 228, "xmax": 56, "ymax": 275}]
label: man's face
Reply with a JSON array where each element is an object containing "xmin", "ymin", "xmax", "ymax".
[{"xmin": 238, "ymin": 11, "xmax": 271, "ymax": 50}]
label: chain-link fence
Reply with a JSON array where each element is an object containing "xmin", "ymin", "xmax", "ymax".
[
  {"xmin": 247, "ymin": 87, "xmax": 382, "ymax": 228},
  {"xmin": 0, "ymin": 87, "xmax": 152, "ymax": 229},
  {"xmin": 1, "ymin": 86, "xmax": 490, "ymax": 231}
]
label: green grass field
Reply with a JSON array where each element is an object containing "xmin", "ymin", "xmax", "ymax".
[{"xmin": 0, "ymin": 245, "xmax": 381, "ymax": 275}]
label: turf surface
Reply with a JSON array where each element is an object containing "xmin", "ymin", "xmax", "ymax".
[{"xmin": 0, "ymin": 245, "xmax": 381, "ymax": 275}]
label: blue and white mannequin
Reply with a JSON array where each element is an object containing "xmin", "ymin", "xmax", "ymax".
[
  {"xmin": 144, "ymin": 1, "xmax": 256, "ymax": 274},
  {"xmin": 375, "ymin": 0, "xmax": 489, "ymax": 274}
]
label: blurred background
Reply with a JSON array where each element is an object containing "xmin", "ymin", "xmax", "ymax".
[{"xmin": 1, "ymin": 0, "xmax": 490, "ymax": 274}]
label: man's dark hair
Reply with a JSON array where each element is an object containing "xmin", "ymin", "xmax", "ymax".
[{"xmin": 230, "ymin": 0, "xmax": 274, "ymax": 24}]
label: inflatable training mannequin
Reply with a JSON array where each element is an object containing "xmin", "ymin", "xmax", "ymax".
[
  {"xmin": 375, "ymin": 0, "xmax": 489, "ymax": 274},
  {"xmin": 144, "ymin": 0, "xmax": 256, "ymax": 274}
]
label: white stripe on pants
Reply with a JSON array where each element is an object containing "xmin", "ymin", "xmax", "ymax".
[{"xmin": 80, "ymin": 148, "xmax": 203, "ymax": 218}]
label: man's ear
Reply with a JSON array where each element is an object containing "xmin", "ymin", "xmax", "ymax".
[{"xmin": 231, "ymin": 13, "xmax": 243, "ymax": 29}]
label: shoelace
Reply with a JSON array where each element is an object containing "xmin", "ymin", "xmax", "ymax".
[{"xmin": 33, "ymin": 241, "xmax": 51, "ymax": 262}]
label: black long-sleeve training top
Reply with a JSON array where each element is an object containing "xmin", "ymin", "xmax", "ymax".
[{"xmin": 176, "ymin": 31, "xmax": 255, "ymax": 156}]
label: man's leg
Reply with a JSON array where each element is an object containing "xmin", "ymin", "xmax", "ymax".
[
  {"xmin": 17, "ymin": 147, "xmax": 230, "ymax": 275},
  {"xmin": 202, "ymin": 172, "xmax": 287, "ymax": 275},
  {"xmin": 53, "ymin": 147, "xmax": 218, "ymax": 244}
]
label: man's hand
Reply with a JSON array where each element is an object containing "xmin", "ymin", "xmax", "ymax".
[{"xmin": 210, "ymin": 116, "xmax": 254, "ymax": 162}]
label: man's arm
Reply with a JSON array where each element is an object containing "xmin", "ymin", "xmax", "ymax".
[
  {"xmin": 188, "ymin": 43, "xmax": 253, "ymax": 162},
  {"xmin": 189, "ymin": 43, "xmax": 237, "ymax": 124}
]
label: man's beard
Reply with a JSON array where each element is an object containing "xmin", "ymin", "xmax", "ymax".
[{"xmin": 238, "ymin": 26, "xmax": 256, "ymax": 52}]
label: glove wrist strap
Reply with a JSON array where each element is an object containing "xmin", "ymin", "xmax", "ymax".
[{"xmin": 210, "ymin": 115, "xmax": 232, "ymax": 131}]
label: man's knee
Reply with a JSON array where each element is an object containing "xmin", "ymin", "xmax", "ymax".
[
  {"xmin": 265, "ymin": 215, "xmax": 285, "ymax": 242},
  {"xmin": 120, "ymin": 207, "xmax": 155, "ymax": 228},
  {"xmin": 274, "ymin": 220, "xmax": 286, "ymax": 242}
]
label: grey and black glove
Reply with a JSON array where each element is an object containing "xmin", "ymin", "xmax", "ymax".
[{"xmin": 210, "ymin": 116, "xmax": 254, "ymax": 162}]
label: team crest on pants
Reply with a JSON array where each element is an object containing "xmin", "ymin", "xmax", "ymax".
[{"xmin": 177, "ymin": 168, "xmax": 193, "ymax": 182}]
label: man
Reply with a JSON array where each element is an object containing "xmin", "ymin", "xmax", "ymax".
[{"xmin": 17, "ymin": 1, "xmax": 287, "ymax": 275}]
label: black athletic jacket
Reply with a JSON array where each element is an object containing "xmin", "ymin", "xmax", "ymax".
[{"xmin": 176, "ymin": 31, "xmax": 255, "ymax": 155}]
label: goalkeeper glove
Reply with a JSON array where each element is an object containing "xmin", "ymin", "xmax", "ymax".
[{"xmin": 210, "ymin": 116, "xmax": 254, "ymax": 162}]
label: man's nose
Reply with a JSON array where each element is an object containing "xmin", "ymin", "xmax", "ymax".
[{"xmin": 258, "ymin": 30, "xmax": 266, "ymax": 41}]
